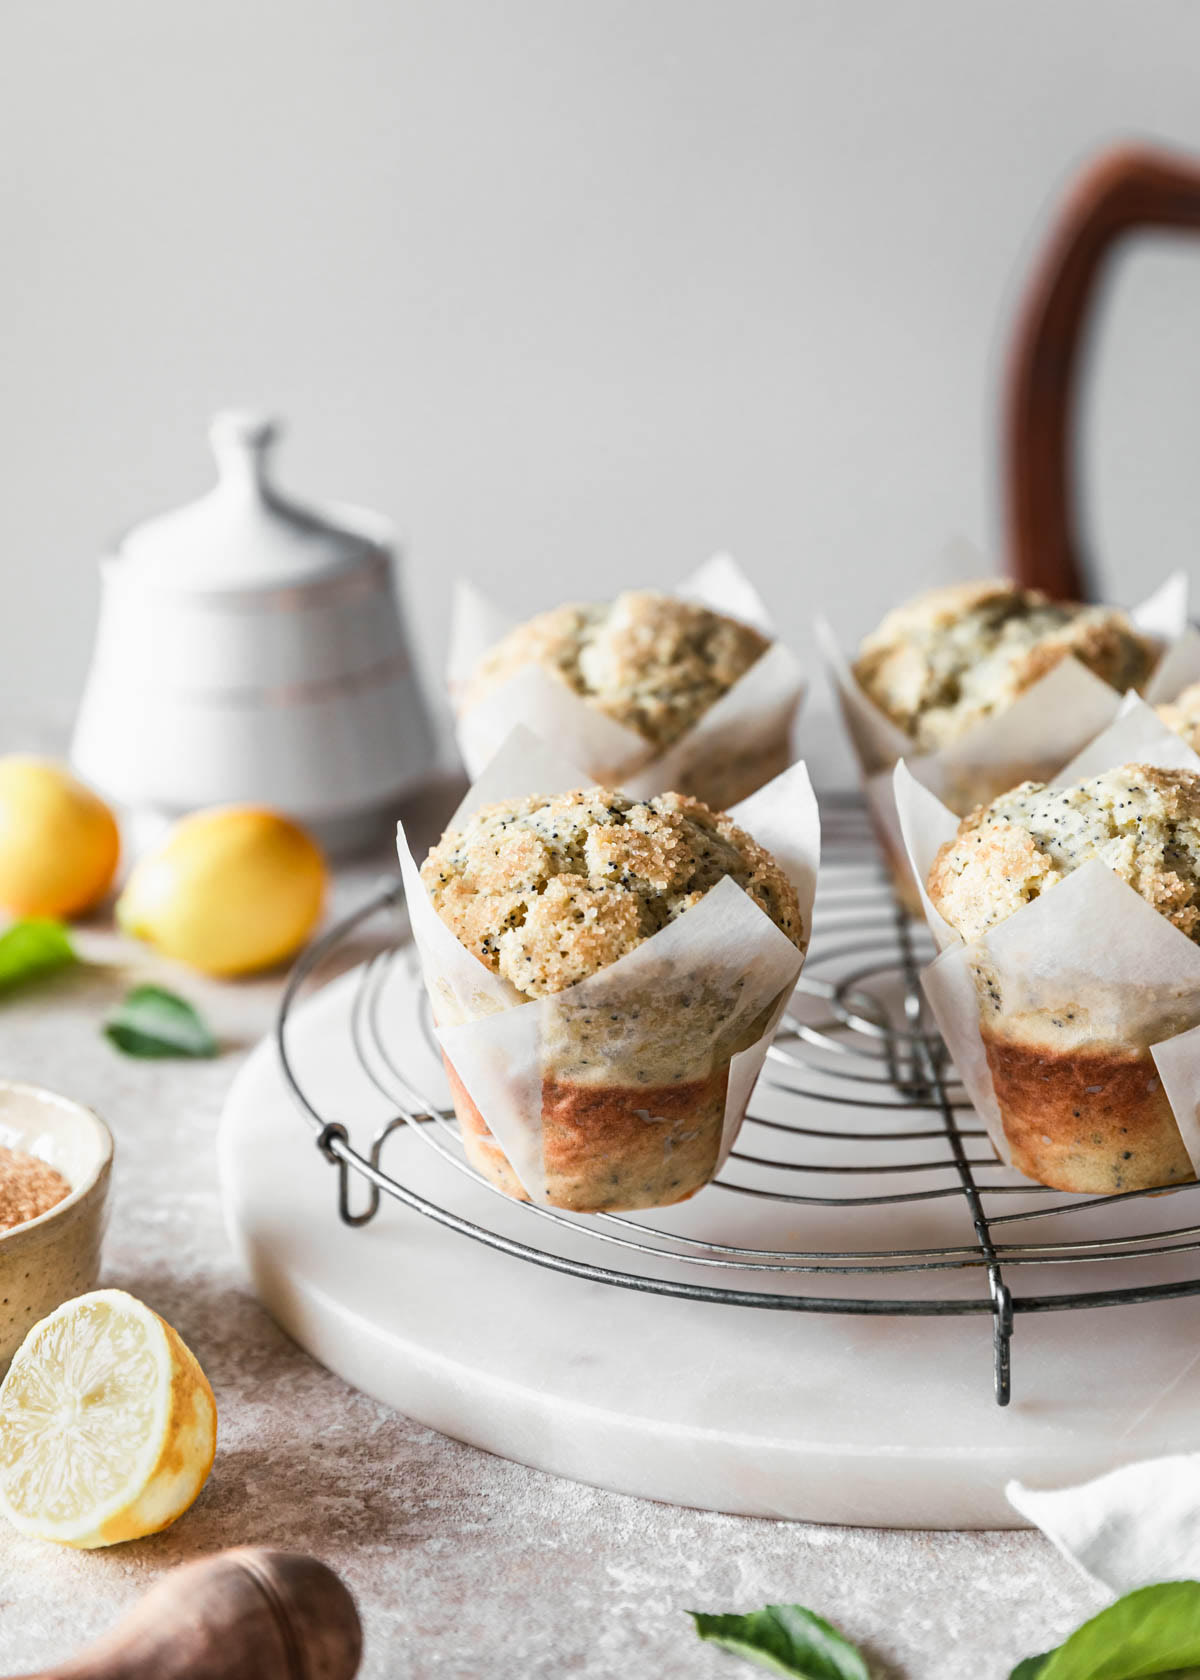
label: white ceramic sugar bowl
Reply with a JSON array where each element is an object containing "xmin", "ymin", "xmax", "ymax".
[{"xmin": 71, "ymin": 413, "xmax": 435, "ymax": 854}]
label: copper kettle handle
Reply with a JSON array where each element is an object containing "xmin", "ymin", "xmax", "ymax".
[{"xmin": 1004, "ymin": 142, "xmax": 1200, "ymax": 601}]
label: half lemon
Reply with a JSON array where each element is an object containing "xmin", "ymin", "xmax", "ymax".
[{"xmin": 0, "ymin": 1289, "xmax": 216, "ymax": 1547}]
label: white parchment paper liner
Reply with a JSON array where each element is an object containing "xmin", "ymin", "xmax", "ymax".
[
  {"xmin": 399, "ymin": 725, "xmax": 820, "ymax": 1206},
  {"xmin": 894, "ymin": 699, "xmax": 1200, "ymax": 1173},
  {"xmin": 448, "ymin": 555, "xmax": 807, "ymax": 799},
  {"xmin": 818, "ymin": 573, "xmax": 1200, "ymax": 902}
]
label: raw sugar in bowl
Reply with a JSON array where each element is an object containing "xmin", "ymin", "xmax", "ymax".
[{"xmin": 0, "ymin": 1083, "xmax": 113, "ymax": 1369}]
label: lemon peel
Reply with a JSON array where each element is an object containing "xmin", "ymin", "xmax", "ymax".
[
  {"xmin": 117, "ymin": 805, "xmax": 326, "ymax": 976},
  {"xmin": 0, "ymin": 1289, "xmax": 216, "ymax": 1548},
  {"xmin": 0, "ymin": 757, "xmax": 119, "ymax": 919}
]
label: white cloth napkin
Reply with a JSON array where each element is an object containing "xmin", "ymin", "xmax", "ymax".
[{"xmin": 1009, "ymin": 1457, "xmax": 1200, "ymax": 1592}]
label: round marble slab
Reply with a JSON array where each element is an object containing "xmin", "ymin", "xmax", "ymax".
[{"xmin": 218, "ymin": 956, "xmax": 1200, "ymax": 1530}]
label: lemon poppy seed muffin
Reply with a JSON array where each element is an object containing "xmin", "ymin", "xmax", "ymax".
[
  {"xmin": 422, "ymin": 786, "xmax": 805, "ymax": 1210},
  {"xmin": 423, "ymin": 786, "xmax": 803, "ymax": 994},
  {"xmin": 1156, "ymin": 682, "xmax": 1200, "ymax": 751},
  {"xmin": 927, "ymin": 765, "xmax": 1200, "ymax": 943},
  {"xmin": 462, "ymin": 594, "xmax": 771, "ymax": 752},
  {"xmin": 855, "ymin": 581, "xmax": 1155, "ymax": 754},
  {"xmin": 928, "ymin": 764, "xmax": 1200, "ymax": 1193},
  {"xmin": 460, "ymin": 592, "xmax": 781, "ymax": 808}
]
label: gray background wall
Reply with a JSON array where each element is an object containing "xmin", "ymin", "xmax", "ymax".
[{"xmin": 4, "ymin": 0, "xmax": 1200, "ymax": 778}]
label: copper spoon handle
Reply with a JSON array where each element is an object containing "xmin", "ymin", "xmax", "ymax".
[{"xmin": 1004, "ymin": 142, "xmax": 1200, "ymax": 601}]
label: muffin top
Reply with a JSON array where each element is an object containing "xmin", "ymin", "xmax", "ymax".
[
  {"xmin": 421, "ymin": 786, "xmax": 803, "ymax": 999},
  {"xmin": 927, "ymin": 763, "xmax": 1200, "ymax": 944},
  {"xmin": 1157, "ymin": 682, "xmax": 1200, "ymax": 750},
  {"xmin": 854, "ymin": 580, "xmax": 1155, "ymax": 752},
  {"xmin": 460, "ymin": 591, "xmax": 770, "ymax": 750}
]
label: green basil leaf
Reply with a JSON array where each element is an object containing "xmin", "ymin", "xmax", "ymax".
[
  {"xmin": 1010, "ymin": 1658, "xmax": 1052, "ymax": 1680},
  {"xmin": 690, "ymin": 1605, "xmax": 869, "ymax": 1679},
  {"xmin": 103, "ymin": 984, "xmax": 218, "ymax": 1059},
  {"xmin": 0, "ymin": 919, "xmax": 77, "ymax": 991},
  {"xmin": 1011, "ymin": 1581, "xmax": 1200, "ymax": 1680}
]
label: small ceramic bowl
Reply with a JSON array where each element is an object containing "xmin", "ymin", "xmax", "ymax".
[{"xmin": 0, "ymin": 1082, "xmax": 113, "ymax": 1370}]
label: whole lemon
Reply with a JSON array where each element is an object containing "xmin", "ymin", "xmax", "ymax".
[
  {"xmin": 0, "ymin": 757, "xmax": 120, "ymax": 918},
  {"xmin": 117, "ymin": 806, "xmax": 326, "ymax": 977}
]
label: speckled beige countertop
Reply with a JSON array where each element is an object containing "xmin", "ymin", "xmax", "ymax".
[{"xmin": 0, "ymin": 758, "xmax": 1103, "ymax": 1679}]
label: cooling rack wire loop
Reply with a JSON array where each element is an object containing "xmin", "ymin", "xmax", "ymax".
[{"xmin": 275, "ymin": 794, "xmax": 1200, "ymax": 1407}]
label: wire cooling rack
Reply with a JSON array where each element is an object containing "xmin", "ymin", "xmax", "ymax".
[{"xmin": 277, "ymin": 793, "xmax": 1200, "ymax": 1407}]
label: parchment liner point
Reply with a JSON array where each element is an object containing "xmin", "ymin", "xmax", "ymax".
[
  {"xmin": 398, "ymin": 729, "xmax": 820, "ymax": 1210},
  {"xmin": 895, "ymin": 702, "xmax": 1200, "ymax": 1183}
]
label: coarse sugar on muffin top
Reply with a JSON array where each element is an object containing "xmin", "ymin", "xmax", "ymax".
[
  {"xmin": 460, "ymin": 592, "xmax": 770, "ymax": 750},
  {"xmin": 927, "ymin": 763, "xmax": 1200, "ymax": 944},
  {"xmin": 854, "ymin": 580, "xmax": 1155, "ymax": 752},
  {"xmin": 421, "ymin": 786, "xmax": 804, "ymax": 999}
]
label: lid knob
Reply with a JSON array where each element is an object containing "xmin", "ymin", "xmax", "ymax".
[
  {"xmin": 209, "ymin": 410, "xmax": 281, "ymax": 496},
  {"xmin": 113, "ymin": 410, "xmax": 389, "ymax": 590}
]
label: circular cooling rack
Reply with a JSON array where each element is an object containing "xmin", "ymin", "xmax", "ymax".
[{"xmin": 271, "ymin": 794, "xmax": 1200, "ymax": 1411}]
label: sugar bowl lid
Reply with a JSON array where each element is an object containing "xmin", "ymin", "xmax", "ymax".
[{"xmin": 113, "ymin": 412, "xmax": 389, "ymax": 593}]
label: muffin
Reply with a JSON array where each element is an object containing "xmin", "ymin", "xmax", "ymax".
[
  {"xmin": 1157, "ymin": 682, "xmax": 1200, "ymax": 750},
  {"xmin": 459, "ymin": 591, "xmax": 785, "ymax": 809},
  {"xmin": 855, "ymin": 581, "xmax": 1156, "ymax": 754},
  {"xmin": 928, "ymin": 763, "xmax": 1200, "ymax": 1192},
  {"xmin": 421, "ymin": 785, "xmax": 806, "ymax": 1210}
]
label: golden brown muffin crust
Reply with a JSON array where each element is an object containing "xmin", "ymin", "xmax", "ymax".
[
  {"xmin": 980, "ymin": 1032, "xmax": 1193, "ymax": 1193},
  {"xmin": 461, "ymin": 591, "xmax": 770, "ymax": 750},
  {"xmin": 854, "ymin": 580, "xmax": 1155, "ymax": 751},
  {"xmin": 926, "ymin": 763, "xmax": 1200, "ymax": 944},
  {"xmin": 421, "ymin": 785, "xmax": 804, "ymax": 998},
  {"xmin": 445, "ymin": 1051, "xmax": 733, "ymax": 1211}
]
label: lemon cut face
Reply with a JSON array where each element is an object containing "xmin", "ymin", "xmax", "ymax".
[{"xmin": 0, "ymin": 1290, "xmax": 216, "ymax": 1548}]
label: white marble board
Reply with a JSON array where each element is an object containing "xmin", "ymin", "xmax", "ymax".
[{"xmin": 219, "ymin": 936, "xmax": 1200, "ymax": 1532}]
